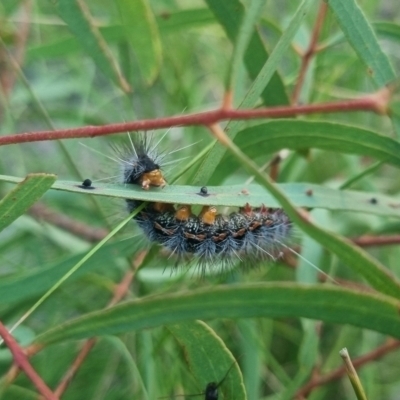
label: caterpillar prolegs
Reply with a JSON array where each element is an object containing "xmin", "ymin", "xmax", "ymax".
[{"xmin": 119, "ymin": 134, "xmax": 292, "ymax": 269}]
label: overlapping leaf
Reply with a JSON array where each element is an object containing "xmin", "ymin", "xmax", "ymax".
[{"xmin": 36, "ymin": 283, "xmax": 400, "ymax": 346}]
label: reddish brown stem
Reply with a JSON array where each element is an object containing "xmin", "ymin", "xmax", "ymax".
[
  {"xmin": 29, "ymin": 203, "xmax": 108, "ymax": 243},
  {"xmin": 269, "ymin": 153, "xmax": 282, "ymax": 182},
  {"xmin": 53, "ymin": 338, "xmax": 97, "ymax": 398},
  {"xmin": 0, "ymin": 94, "xmax": 387, "ymax": 146},
  {"xmin": 292, "ymin": 2, "xmax": 328, "ymax": 104},
  {"xmin": 0, "ymin": 321, "xmax": 58, "ymax": 400},
  {"xmin": 295, "ymin": 338, "xmax": 400, "ymax": 398},
  {"xmin": 352, "ymin": 235, "xmax": 400, "ymax": 247}
]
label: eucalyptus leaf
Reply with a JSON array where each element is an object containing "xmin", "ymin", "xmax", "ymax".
[
  {"xmin": 0, "ymin": 174, "xmax": 56, "ymax": 233},
  {"xmin": 1, "ymin": 176, "xmax": 398, "ymax": 218},
  {"xmin": 36, "ymin": 283, "xmax": 400, "ymax": 346}
]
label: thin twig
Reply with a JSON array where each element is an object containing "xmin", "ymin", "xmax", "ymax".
[
  {"xmin": 295, "ymin": 338, "xmax": 400, "ymax": 398},
  {"xmin": 0, "ymin": 89, "xmax": 390, "ymax": 146},
  {"xmin": 0, "ymin": 321, "xmax": 58, "ymax": 400},
  {"xmin": 291, "ymin": 2, "xmax": 328, "ymax": 104},
  {"xmin": 269, "ymin": 153, "xmax": 283, "ymax": 182},
  {"xmin": 53, "ymin": 339, "xmax": 96, "ymax": 398},
  {"xmin": 352, "ymin": 235, "xmax": 400, "ymax": 247},
  {"xmin": 29, "ymin": 203, "xmax": 108, "ymax": 242},
  {"xmin": 339, "ymin": 348, "xmax": 368, "ymax": 400}
]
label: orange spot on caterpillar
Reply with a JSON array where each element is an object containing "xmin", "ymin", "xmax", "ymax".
[
  {"xmin": 199, "ymin": 206, "xmax": 217, "ymax": 225},
  {"xmin": 175, "ymin": 205, "xmax": 192, "ymax": 221}
]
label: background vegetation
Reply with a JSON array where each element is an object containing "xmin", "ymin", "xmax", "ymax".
[{"xmin": 0, "ymin": 0, "xmax": 400, "ymax": 399}]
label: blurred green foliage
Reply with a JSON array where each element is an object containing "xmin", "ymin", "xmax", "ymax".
[{"xmin": 0, "ymin": 0, "xmax": 400, "ymax": 399}]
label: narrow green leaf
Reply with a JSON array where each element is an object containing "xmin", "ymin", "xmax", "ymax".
[
  {"xmin": 316, "ymin": 21, "xmax": 400, "ymax": 56},
  {"xmin": 237, "ymin": 320, "xmax": 262, "ymax": 400},
  {"xmin": 0, "ymin": 385, "xmax": 38, "ymax": 400},
  {"xmin": 1, "ymin": 175, "xmax": 399, "ymax": 218},
  {"xmin": 194, "ymin": 0, "xmax": 318, "ymax": 186},
  {"xmin": 27, "ymin": 9, "xmax": 213, "ymax": 62},
  {"xmin": 157, "ymin": 8, "xmax": 214, "ymax": 33},
  {"xmin": 327, "ymin": 0, "xmax": 396, "ymax": 86},
  {"xmin": 102, "ymin": 336, "xmax": 150, "ymax": 400},
  {"xmin": 0, "ymin": 173, "xmax": 56, "ymax": 232},
  {"xmin": 36, "ymin": 283, "xmax": 400, "ymax": 346},
  {"xmin": 216, "ymin": 120, "xmax": 400, "ymax": 182},
  {"xmin": 167, "ymin": 321, "xmax": 246, "ymax": 400},
  {"xmin": 340, "ymin": 160, "xmax": 383, "ymax": 190},
  {"xmin": 11, "ymin": 207, "xmax": 144, "ymax": 332},
  {"xmin": 305, "ymin": 226, "xmax": 400, "ymax": 297},
  {"xmin": 205, "ymin": 0, "xmax": 289, "ymax": 106},
  {"xmin": 56, "ymin": 0, "xmax": 130, "ymax": 92},
  {"xmin": 374, "ymin": 21, "xmax": 400, "ymax": 43},
  {"xmin": 116, "ymin": 0, "xmax": 162, "ymax": 85},
  {"xmin": 228, "ymin": 0, "xmax": 265, "ymax": 91}
]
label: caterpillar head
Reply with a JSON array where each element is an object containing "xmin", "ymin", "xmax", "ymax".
[
  {"xmin": 140, "ymin": 169, "xmax": 166, "ymax": 190},
  {"xmin": 123, "ymin": 149, "xmax": 166, "ymax": 190}
]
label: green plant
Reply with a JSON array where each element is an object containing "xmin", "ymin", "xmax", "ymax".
[{"xmin": 0, "ymin": 0, "xmax": 399, "ymax": 399}]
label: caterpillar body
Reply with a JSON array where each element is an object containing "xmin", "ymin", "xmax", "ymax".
[{"xmin": 118, "ymin": 134, "xmax": 291, "ymax": 269}]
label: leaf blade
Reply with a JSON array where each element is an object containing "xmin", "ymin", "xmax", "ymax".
[
  {"xmin": 327, "ymin": 0, "xmax": 396, "ymax": 86},
  {"xmin": 36, "ymin": 283, "xmax": 400, "ymax": 346},
  {"xmin": 116, "ymin": 0, "xmax": 162, "ymax": 85},
  {"xmin": 0, "ymin": 173, "xmax": 56, "ymax": 232},
  {"xmin": 205, "ymin": 0, "xmax": 288, "ymax": 106},
  {"xmin": 215, "ymin": 120, "xmax": 400, "ymax": 183},
  {"xmin": 1, "ymin": 175, "xmax": 399, "ymax": 218},
  {"xmin": 56, "ymin": 0, "xmax": 130, "ymax": 91},
  {"xmin": 0, "ymin": 241, "xmax": 136, "ymax": 305},
  {"xmin": 193, "ymin": 0, "xmax": 318, "ymax": 186},
  {"xmin": 167, "ymin": 321, "xmax": 246, "ymax": 400}
]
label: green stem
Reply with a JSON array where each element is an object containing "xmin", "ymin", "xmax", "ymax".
[{"xmin": 339, "ymin": 348, "xmax": 368, "ymax": 400}]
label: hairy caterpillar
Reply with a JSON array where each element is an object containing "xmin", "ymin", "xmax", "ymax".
[{"xmin": 117, "ymin": 134, "xmax": 291, "ymax": 270}]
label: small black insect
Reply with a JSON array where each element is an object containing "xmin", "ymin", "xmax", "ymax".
[
  {"xmin": 369, "ymin": 197, "xmax": 378, "ymax": 205},
  {"xmin": 78, "ymin": 178, "xmax": 95, "ymax": 190},
  {"xmin": 161, "ymin": 359, "xmax": 238, "ymax": 400},
  {"xmin": 203, "ymin": 382, "xmax": 220, "ymax": 400},
  {"xmin": 198, "ymin": 186, "xmax": 209, "ymax": 197},
  {"xmin": 205, "ymin": 359, "xmax": 238, "ymax": 400}
]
